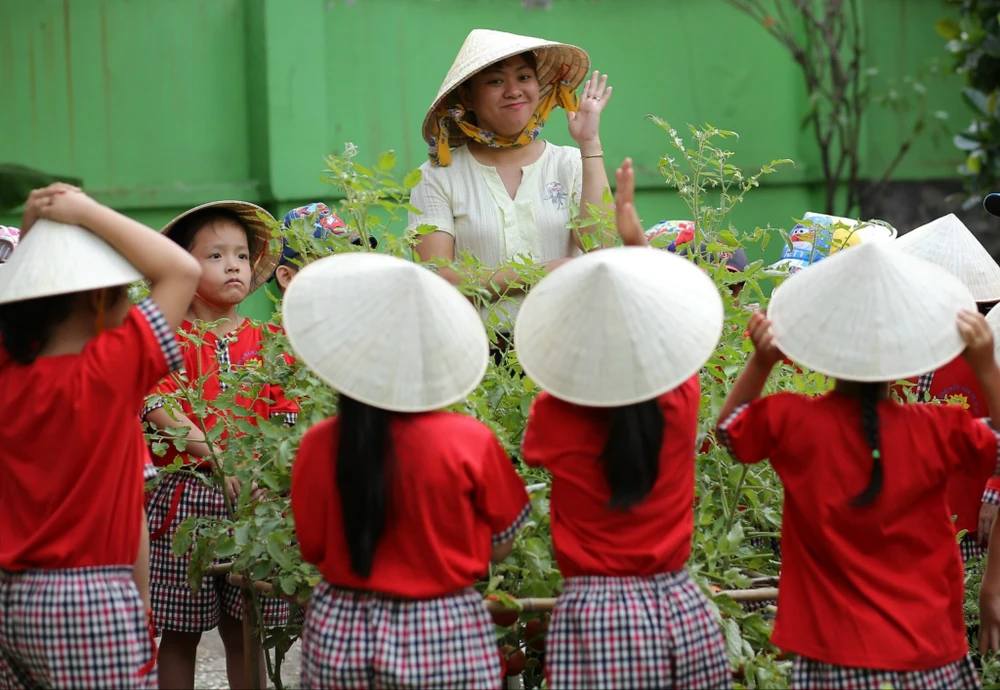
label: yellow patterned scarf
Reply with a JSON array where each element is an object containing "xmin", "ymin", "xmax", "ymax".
[{"xmin": 428, "ymin": 74, "xmax": 580, "ymax": 167}]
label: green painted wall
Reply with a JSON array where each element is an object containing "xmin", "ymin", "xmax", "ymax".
[{"xmin": 0, "ymin": 0, "xmax": 966, "ymax": 319}]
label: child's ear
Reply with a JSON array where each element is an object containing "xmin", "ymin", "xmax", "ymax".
[
  {"xmin": 84, "ymin": 289, "xmax": 105, "ymax": 314},
  {"xmin": 275, "ymin": 265, "xmax": 297, "ymax": 292}
]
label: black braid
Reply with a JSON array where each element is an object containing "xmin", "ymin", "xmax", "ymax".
[{"xmin": 849, "ymin": 382, "xmax": 883, "ymax": 506}]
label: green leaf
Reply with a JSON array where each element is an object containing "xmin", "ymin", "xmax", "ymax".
[
  {"xmin": 172, "ymin": 518, "xmax": 196, "ymax": 556},
  {"xmin": 267, "ymin": 533, "xmax": 296, "ymax": 570},
  {"xmin": 403, "ymin": 168, "xmax": 423, "ymax": 190},
  {"xmin": 963, "ymin": 88, "xmax": 993, "ymax": 117},
  {"xmin": 935, "ymin": 17, "xmax": 961, "ymax": 40},
  {"xmin": 252, "ymin": 559, "xmax": 275, "ymax": 580},
  {"xmin": 280, "ymin": 576, "xmax": 298, "ymax": 595},
  {"xmin": 722, "ymin": 617, "xmax": 745, "ymax": 662},
  {"xmin": 215, "ymin": 536, "xmax": 238, "ymax": 559},
  {"xmin": 378, "ymin": 151, "xmax": 397, "ymax": 171}
]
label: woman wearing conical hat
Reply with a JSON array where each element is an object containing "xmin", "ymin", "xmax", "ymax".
[
  {"xmin": 285, "ymin": 253, "xmax": 532, "ymax": 688},
  {"xmin": 410, "ymin": 29, "xmax": 640, "ymax": 333},
  {"xmin": 717, "ymin": 241, "xmax": 1000, "ymax": 688},
  {"xmin": 892, "ymin": 212, "xmax": 1000, "ymax": 567}
]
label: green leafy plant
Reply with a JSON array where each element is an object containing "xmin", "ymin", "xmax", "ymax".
[{"xmin": 939, "ymin": 0, "xmax": 1000, "ymax": 208}]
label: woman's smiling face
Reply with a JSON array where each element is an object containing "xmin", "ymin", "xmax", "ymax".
[{"xmin": 461, "ymin": 53, "xmax": 540, "ymax": 138}]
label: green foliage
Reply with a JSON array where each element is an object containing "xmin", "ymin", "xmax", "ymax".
[
  {"xmin": 940, "ymin": 0, "xmax": 1000, "ymax": 207},
  {"xmin": 142, "ymin": 124, "xmax": 811, "ymax": 687}
]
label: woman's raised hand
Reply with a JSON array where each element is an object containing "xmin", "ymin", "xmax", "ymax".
[{"xmin": 567, "ymin": 71, "xmax": 612, "ymax": 150}]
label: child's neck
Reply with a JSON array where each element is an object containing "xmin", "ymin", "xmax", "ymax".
[
  {"xmin": 188, "ymin": 298, "xmax": 242, "ymax": 338},
  {"xmin": 37, "ymin": 310, "xmax": 96, "ymax": 358},
  {"xmin": 834, "ymin": 380, "xmax": 890, "ymax": 400}
]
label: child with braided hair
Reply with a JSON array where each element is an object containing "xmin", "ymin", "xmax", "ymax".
[{"xmin": 718, "ymin": 240, "xmax": 1000, "ymax": 689}]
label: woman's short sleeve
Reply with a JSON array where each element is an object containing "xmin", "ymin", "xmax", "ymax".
[{"xmin": 407, "ymin": 163, "xmax": 456, "ymax": 237}]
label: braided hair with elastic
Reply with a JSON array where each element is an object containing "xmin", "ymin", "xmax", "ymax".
[{"xmin": 850, "ymin": 382, "xmax": 884, "ymax": 506}]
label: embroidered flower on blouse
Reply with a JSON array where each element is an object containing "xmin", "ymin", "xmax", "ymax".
[{"xmin": 544, "ymin": 181, "xmax": 568, "ymax": 209}]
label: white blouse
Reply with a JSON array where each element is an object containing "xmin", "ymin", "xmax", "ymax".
[{"xmin": 407, "ymin": 142, "xmax": 584, "ymax": 325}]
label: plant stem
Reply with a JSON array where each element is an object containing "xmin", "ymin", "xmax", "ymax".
[{"xmin": 722, "ymin": 465, "xmax": 751, "ymax": 558}]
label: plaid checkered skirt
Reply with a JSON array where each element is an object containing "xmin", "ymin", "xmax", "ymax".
[
  {"xmin": 146, "ymin": 471, "xmax": 289, "ymax": 634},
  {"xmin": 299, "ymin": 580, "xmax": 500, "ymax": 689},
  {"xmin": 960, "ymin": 534, "xmax": 985, "ymax": 569},
  {"xmin": 0, "ymin": 566, "xmax": 157, "ymax": 689},
  {"xmin": 791, "ymin": 654, "xmax": 980, "ymax": 690},
  {"xmin": 546, "ymin": 569, "xmax": 731, "ymax": 689}
]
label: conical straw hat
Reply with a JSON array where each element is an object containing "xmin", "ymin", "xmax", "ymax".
[
  {"xmin": 283, "ymin": 253, "xmax": 489, "ymax": 413},
  {"xmin": 513, "ymin": 247, "xmax": 724, "ymax": 407},
  {"xmin": 0, "ymin": 219, "xmax": 142, "ymax": 305},
  {"xmin": 894, "ymin": 213, "xmax": 1000, "ymax": 302},
  {"xmin": 768, "ymin": 241, "xmax": 976, "ymax": 382},
  {"xmin": 421, "ymin": 29, "xmax": 590, "ymax": 148},
  {"xmin": 161, "ymin": 201, "xmax": 279, "ymax": 293}
]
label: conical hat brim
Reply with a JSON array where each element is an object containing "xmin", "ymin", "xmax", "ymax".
[
  {"xmin": 514, "ymin": 247, "xmax": 724, "ymax": 407},
  {"xmin": 0, "ymin": 219, "xmax": 143, "ymax": 305},
  {"xmin": 768, "ymin": 241, "xmax": 976, "ymax": 381},
  {"xmin": 895, "ymin": 213, "xmax": 1000, "ymax": 302},
  {"xmin": 421, "ymin": 29, "xmax": 590, "ymax": 148},
  {"xmin": 161, "ymin": 201, "xmax": 279, "ymax": 293},
  {"xmin": 283, "ymin": 253, "xmax": 489, "ymax": 413}
]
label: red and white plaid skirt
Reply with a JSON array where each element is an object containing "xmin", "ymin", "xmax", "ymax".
[
  {"xmin": 0, "ymin": 566, "xmax": 157, "ymax": 689},
  {"xmin": 545, "ymin": 569, "xmax": 731, "ymax": 689},
  {"xmin": 299, "ymin": 580, "xmax": 500, "ymax": 689},
  {"xmin": 960, "ymin": 534, "xmax": 985, "ymax": 568},
  {"xmin": 146, "ymin": 471, "xmax": 289, "ymax": 634},
  {"xmin": 791, "ymin": 654, "xmax": 980, "ymax": 690}
]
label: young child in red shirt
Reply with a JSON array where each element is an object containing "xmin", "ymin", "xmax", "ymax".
[
  {"xmin": 0, "ymin": 185, "xmax": 200, "ymax": 688},
  {"xmin": 141, "ymin": 201, "xmax": 296, "ymax": 690},
  {"xmin": 514, "ymin": 169, "xmax": 730, "ymax": 690},
  {"xmin": 285, "ymin": 252, "xmax": 531, "ymax": 689},
  {"xmin": 718, "ymin": 240, "xmax": 1000, "ymax": 689}
]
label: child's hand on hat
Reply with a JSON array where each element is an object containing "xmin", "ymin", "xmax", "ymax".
[
  {"xmin": 614, "ymin": 158, "xmax": 649, "ymax": 248},
  {"xmin": 24, "ymin": 183, "xmax": 97, "ymax": 233},
  {"xmin": 748, "ymin": 311, "xmax": 784, "ymax": 369},
  {"xmin": 959, "ymin": 309, "xmax": 997, "ymax": 375},
  {"xmin": 20, "ymin": 182, "xmax": 85, "ymax": 234}
]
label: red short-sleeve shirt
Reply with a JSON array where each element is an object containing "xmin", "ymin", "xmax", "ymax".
[
  {"xmin": 899, "ymin": 357, "xmax": 1000, "ymax": 534},
  {"xmin": 291, "ymin": 412, "xmax": 531, "ymax": 599},
  {"xmin": 145, "ymin": 319, "xmax": 298, "ymax": 467},
  {"xmin": 717, "ymin": 391, "xmax": 1000, "ymax": 670},
  {"xmin": 522, "ymin": 376, "xmax": 700, "ymax": 578},
  {"xmin": 0, "ymin": 299, "xmax": 181, "ymax": 570}
]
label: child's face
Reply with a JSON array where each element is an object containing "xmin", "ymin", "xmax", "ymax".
[{"xmin": 188, "ymin": 219, "xmax": 252, "ymax": 306}]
